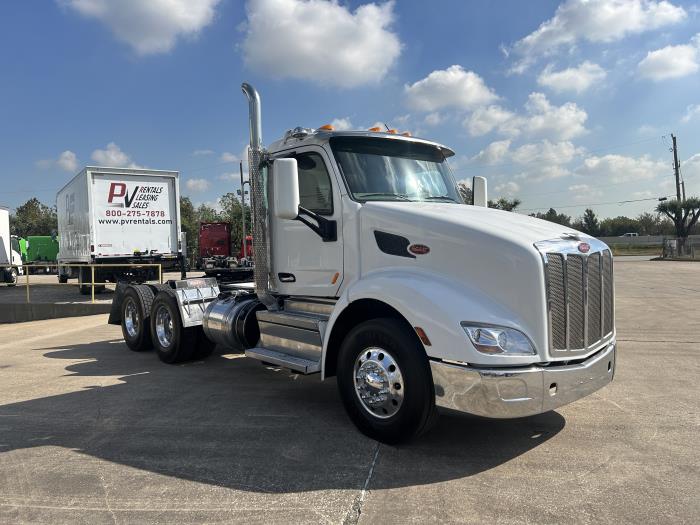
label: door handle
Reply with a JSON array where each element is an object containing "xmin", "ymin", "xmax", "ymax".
[{"xmin": 278, "ymin": 273, "xmax": 296, "ymax": 282}]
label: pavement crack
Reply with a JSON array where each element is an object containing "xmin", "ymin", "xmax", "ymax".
[{"xmin": 343, "ymin": 441, "xmax": 380, "ymax": 525}]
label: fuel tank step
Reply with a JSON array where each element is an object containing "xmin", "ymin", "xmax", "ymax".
[
  {"xmin": 256, "ymin": 309, "xmax": 328, "ymax": 361},
  {"xmin": 283, "ymin": 297, "xmax": 336, "ymax": 317},
  {"xmin": 245, "ymin": 347, "xmax": 321, "ymax": 374}
]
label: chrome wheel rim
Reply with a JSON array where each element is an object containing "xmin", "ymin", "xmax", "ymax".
[
  {"xmin": 353, "ymin": 347, "xmax": 404, "ymax": 419},
  {"xmin": 155, "ymin": 306, "xmax": 174, "ymax": 348},
  {"xmin": 124, "ymin": 299, "xmax": 139, "ymax": 338}
]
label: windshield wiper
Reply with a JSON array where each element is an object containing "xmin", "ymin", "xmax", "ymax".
[
  {"xmin": 422, "ymin": 195, "xmax": 458, "ymax": 202},
  {"xmin": 357, "ymin": 192, "xmax": 413, "ymax": 201}
]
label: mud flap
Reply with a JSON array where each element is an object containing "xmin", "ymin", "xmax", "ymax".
[{"xmin": 108, "ymin": 281, "xmax": 129, "ymax": 325}]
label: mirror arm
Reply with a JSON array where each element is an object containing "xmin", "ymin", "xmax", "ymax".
[{"xmin": 295, "ymin": 206, "xmax": 337, "ymax": 242}]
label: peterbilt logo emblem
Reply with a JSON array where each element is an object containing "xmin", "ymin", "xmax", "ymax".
[{"xmin": 578, "ymin": 242, "xmax": 591, "ymax": 253}]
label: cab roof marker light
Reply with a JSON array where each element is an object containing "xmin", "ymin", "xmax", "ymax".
[
  {"xmin": 368, "ymin": 126, "xmax": 382, "ymax": 132},
  {"xmin": 318, "ymin": 124, "xmax": 334, "ymax": 131}
]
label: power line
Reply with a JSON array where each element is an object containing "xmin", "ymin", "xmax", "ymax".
[{"xmin": 520, "ymin": 195, "xmax": 673, "ymax": 212}]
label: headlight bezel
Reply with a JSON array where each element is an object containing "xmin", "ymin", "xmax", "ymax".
[{"xmin": 461, "ymin": 322, "xmax": 536, "ymax": 356}]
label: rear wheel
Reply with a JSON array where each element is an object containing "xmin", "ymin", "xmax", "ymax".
[
  {"xmin": 6, "ymin": 268, "xmax": 18, "ymax": 287},
  {"xmin": 150, "ymin": 290, "xmax": 197, "ymax": 364},
  {"xmin": 121, "ymin": 285, "xmax": 155, "ymax": 351},
  {"xmin": 58, "ymin": 273, "xmax": 68, "ymax": 284},
  {"xmin": 337, "ymin": 318, "xmax": 438, "ymax": 444}
]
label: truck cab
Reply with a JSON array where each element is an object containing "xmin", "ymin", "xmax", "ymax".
[
  {"xmin": 0, "ymin": 208, "xmax": 24, "ymax": 286},
  {"xmin": 113, "ymin": 84, "xmax": 616, "ymax": 443}
]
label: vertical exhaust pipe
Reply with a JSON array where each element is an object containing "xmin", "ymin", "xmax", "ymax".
[{"xmin": 241, "ymin": 82, "xmax": 275, "ymax": 307}]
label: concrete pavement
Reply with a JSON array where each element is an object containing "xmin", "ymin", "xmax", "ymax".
[{"xmin": 0, "ymin": 260, "xmax": 698, "ymax": 524}]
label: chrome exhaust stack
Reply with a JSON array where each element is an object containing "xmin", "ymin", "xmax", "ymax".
[{"xmin": 241, "ymin": 82, "xmax": 276, "ymax": 308}]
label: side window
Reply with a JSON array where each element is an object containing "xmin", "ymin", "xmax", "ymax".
[{"xmin": 295, "ymin": 152, "xmax": 333, "ymax": 215}]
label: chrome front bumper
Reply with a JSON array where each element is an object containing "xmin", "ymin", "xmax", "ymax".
[{"xmin": 430, "ymin": 343, "xmax": 616, "ymax": 418}]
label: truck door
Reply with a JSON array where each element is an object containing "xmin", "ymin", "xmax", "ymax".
[{"xmin": 271, "ymin": 147, "xmax": 343, "ymax": 297}]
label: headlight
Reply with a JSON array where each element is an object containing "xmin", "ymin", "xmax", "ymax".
[{"xmin": 461, "ymin": 323, "xmax": 535, "ymax": 355}]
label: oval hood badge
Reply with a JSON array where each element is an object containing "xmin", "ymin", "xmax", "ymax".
[
  {"xmin": 578, "ymin": 242, "xmax": 591, "ymax": 253},
  {"xmin": 409, "ymin": 244, "xmax": 430, "ymax": 255}
]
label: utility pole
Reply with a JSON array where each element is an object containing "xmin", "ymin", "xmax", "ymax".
[{"xmin": 671, "ymin": 134, "xmax": 681, "ymax": 202}]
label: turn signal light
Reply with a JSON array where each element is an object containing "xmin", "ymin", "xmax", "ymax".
[{"xmin": 318, "ymin": 124, "xmax": 334, "ymax": 131}]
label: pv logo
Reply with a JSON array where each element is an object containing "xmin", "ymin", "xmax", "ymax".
[{"xmin": 108, "ymin": 182, "xmax": 139, "ymax": 208}]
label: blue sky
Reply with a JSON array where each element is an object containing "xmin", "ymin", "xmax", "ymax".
[{"xmin": 1, "ymin": 0, "xmax": 699, "ymax": 218}]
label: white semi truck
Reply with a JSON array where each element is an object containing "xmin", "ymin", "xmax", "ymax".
[
  {"xmin": 57, "ymin": 167, "xmax": 184, "ymax": 294},
  {"xmin": 0, "ymin": 207, "xmax": 24, "ymax": 286},
  {"xmin": 111, "ymin": 83, "xmax": 616, "ymax": 443}
]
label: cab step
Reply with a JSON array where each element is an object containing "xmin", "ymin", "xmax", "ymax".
[
  {"xmin": 245, "ymin": 347, "xmax": 321, "ymax": 374},
  {"xmin": 256, "ymin": 309, "xmax": 328, "ymax": 361}
]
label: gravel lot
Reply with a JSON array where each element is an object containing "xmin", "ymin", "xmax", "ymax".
[{"xmin": 0, "ymin": 259, "xmax": 698, "ymax": 524}]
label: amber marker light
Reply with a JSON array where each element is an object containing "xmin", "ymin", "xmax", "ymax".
[{"xmin": 414, "ymin": 327, "xmax": 432, "ymax": 346}]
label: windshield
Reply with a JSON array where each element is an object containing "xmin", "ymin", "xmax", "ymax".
[{"xmin": 330, "ymin": 136, "xmax": 460, "ymax": 203}]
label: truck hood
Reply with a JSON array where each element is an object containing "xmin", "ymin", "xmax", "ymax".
[{"xmin": 361, "ymin": 201, "xmax": 584, "ymax": 247}]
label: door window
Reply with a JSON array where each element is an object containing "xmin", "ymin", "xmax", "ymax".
[{"xmin": 294, "ymin": 153, "xmax": 333, "ymax": 215}]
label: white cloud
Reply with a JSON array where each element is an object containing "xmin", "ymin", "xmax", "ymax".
[
  {"xmin": 537, "ymin": 61, "xmax": 606, "ymax": 93},
  {"xmin": 569, "ymin": 183, "xmax": 603, "ymax": 202},
  {"xmin": 511, "ymin": 140, "xmax": 583, "ymax": 166},
  {"xmin": 330, "ymin": 117, "xmax": 354, "ymax": 131},
  {"xmin": 37, "ymin": 150, "xmax": 79, "ymax": 172},
  {"xmin": 632, "ymin": 189, "xmax": 654, "ymax": 198},
  {"xmin": 510, "ymin": 0, "xmax": 686, "ymax": 71},
  {"xmin": 193, "ymin": 149, "xmax": 214, "ymax": 156},
  {"xmin": 494, "ymin": 181, "xmax": 520, "ymax": 196},
  {"xmin": 186, "ymin": 178, "xmax": 210, "ymax": 192},
  {"xmin": 682, "ymin": 104, "xmax": 700, "ymax": 123},
  {"xmin": 220, "ymin": 152, "xmax": 239, "ymax": 163},
  {"xmin": 424, "ymin": 112, "xmax": 444, "ymax": 127},
  {"xmin": 242, "ymin": 0, "xmax": 401, "ymax": 87},
  {"xmin": 522, "ymin": 93, "xmax": 588, "ymax": 140},
  {"xmin": 91, "ymin": 142, "xmax": 140, "ymax": 168},
  {"xmin": 471, "ymin": 140, "xmax": 512, "ymax": 165},
  {"xmin": 465, "ymin": 105, "xmax": 518, "ymax": 137},
  {"xmin": 682, "ymin": 153, "xmax": 700, "ymax": 179},
  {"xmin": 59, "ymin": 0, "xmax": 221, "ymax": 55},
  {"xmin": 57, "ymin": 150, "xmax": 79, "ymax": 172},
  {"xmin": 405, "ymin": 65, "xmax": 498, "ymax": 112},
  {"xmin": 515, "ymin": 164, "xmax": 573, "ymax": 182},
  {"xmin": 575, "ymin": 153, "xmax": 667, "ymax": 182},
  {"xmin": 465, "ymin": 93, "xmax": 588, "ymax": 141},
  {"xmin": 638, "ymin": 34, "xmax": 700, "ymax": 80}
]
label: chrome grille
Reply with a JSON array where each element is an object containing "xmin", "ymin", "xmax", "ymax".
[{"xmin": 540, "ymin": 241, "xmax": 614, "ymax": 355}]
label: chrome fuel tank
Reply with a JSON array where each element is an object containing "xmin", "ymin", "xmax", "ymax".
[{"xmin": 202, "ymin": 294, "xmax": 264, "ymax": 349}]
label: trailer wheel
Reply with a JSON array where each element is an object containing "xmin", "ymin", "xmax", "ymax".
[
  {"xmin": 78, "ymin": 267, "xmax": 90, "ymax": 295},
  {"xmin": 58, "ymin": 273, "xmax": 68, "ymax": 284},
  {"xmin": 121, "ymin": 285, "xmax": 155, "ymax": 351},
  {"xmin": 336, "ymin": 318, "xmax": 438, "ymax": 444},
  {"xmin": 150, "ymin": 290, "xmax": 196, "ymax": 364},
  {"xmin": 6, "ymin": 268, "xmax": 18, "ymax": 287}
]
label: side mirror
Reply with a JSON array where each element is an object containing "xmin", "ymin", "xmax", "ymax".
[
  {"xmin": 472, "ymin": 176, "xmax": 488, "ymax": 207},
  {"xmin": 272, "ymin": 158, "xmax": 300, "ymax": 220}
]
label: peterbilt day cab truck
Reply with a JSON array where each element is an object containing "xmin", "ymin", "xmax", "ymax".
[
  {"xmin": 111, "ymin": 83, "xmax": 616, "ymax": 444},
  {"xmin": 0, "ymin": 207, "xmax": 24, "ymax": 286},
  {"xmin": 56, "ymin": 167, "xmax": 184, "ymax": 294}
]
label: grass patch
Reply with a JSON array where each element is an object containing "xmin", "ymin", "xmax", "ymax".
[{"xmin": 609, "ymin": 244, "xmax": 662, "ymax": 256}]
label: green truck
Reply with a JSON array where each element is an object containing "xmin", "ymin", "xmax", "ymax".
[{"xmin": 24, "ymin": 236, "xmax": 59, "ymax": 273}]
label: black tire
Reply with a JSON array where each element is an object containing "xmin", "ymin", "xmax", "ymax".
[
  {"xmin": 192, "ymin": 327, "xmax": 216, "ymax": 360},
  {"xmin": 150, "ymin": 290, "xmax": 197, "ymax": 364},
  {"xmin": 78, "ymin": 267, "xmax": 90, "ymax": 295},
  {"xmin": 120, "ymin": 285, "xmax": 155, "ymax": 351},
  {"xmin": 58, "ymin": 273, "xmax": 68, "ymax": 284},
  {"xmin": 6, "ymin": 268, "xmax": 18, "ymax": 287},
  {"xmin": 337, "ymin": 318, "xmax": 438, "ymax": 444}
]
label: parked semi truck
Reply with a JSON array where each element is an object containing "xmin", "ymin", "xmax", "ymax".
[
  {"xmin": 111, "ymin": 83, "xmax": 616, "ymax": 443},
  {"xmin": 0, "ymin": 207, "xmax": 24, "ymax": 286},
  {"xmin": 25, "ymin": 235, "xmax": 60, "ymax": 273},
  {"xmin": 197, "ymin": 222, "xmax": 253, "ymax": 282},
  {"xmin": 57, "ymin": 167, "xmax": 184, "ymax": 294}
]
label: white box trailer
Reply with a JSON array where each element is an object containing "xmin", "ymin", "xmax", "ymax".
[
  {"xmin": 0, "ymin": 206, "xmax": 24, "ymax": 285},
  {"xmin": 57, "ymin": 167, "xmax": 183, "ymax": 294}
]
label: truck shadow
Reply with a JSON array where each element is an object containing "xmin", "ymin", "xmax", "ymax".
[{"xmin": 1, "ymin": 338, "xmax": 565, "ymax": 493}]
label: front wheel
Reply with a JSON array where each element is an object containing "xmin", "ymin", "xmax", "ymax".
[
  {"xmin": 336, "ymin": 318, "xmax": 438, "ymax": 444},
  {"xmin": 6, "ymin": 268, "xmax": 18, "ymax": 287}
]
